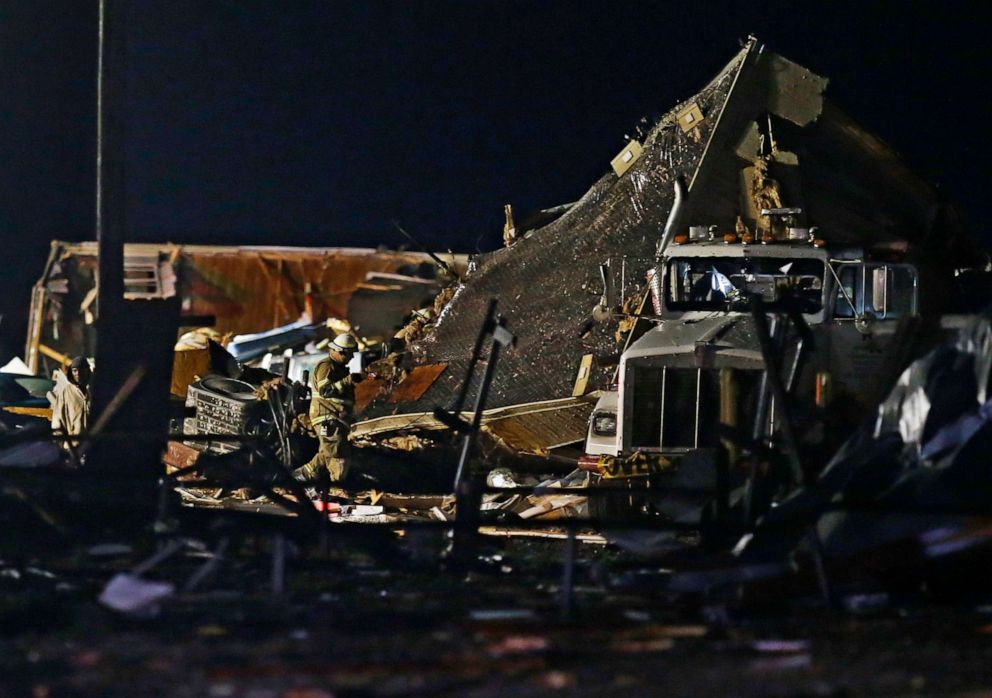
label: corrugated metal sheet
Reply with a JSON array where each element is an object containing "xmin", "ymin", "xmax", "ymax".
[
  {"xmin": 183, "ymin": 248, "xmax": 440, "ymax": 335},
  {"xmin": 179, "ymin": 249, "xmax": 420, "ymax": 336},
  {"xmin": 480, "ymin": 399, "xmax": 593, "ymax": 452},
  {"xmin": 353, "ymin": 396, "xmax": 595, "ymax": 454}
]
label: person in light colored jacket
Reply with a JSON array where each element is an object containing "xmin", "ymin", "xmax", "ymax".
[{"xmin": 48, "ymin": 356, "xmax": 91, "ymax": 449}]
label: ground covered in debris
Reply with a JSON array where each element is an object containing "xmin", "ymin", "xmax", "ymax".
[{"xmin": 5, "ymin": 534, "xmax": 992, "ymax": 697}]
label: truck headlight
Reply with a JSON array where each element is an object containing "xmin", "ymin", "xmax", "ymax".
[{"xmin": 592, "ymin": 412, "xmax": 617, "ymax": 436}]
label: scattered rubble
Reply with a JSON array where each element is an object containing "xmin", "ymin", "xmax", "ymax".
[{"xmin": 3, "ymin": 36, "xmax": 992, "ymax": 697}]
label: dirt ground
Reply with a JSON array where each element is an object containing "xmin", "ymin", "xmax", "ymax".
[{"xmin": 4, "ymin": 530, "xmax": 992, "ymax": 698}]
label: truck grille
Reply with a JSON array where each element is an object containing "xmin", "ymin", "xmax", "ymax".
[{"xmin": 627, "ymin": 366, "xmax": 759, "ymax": 450}]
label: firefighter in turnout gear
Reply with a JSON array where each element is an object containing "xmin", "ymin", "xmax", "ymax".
[
  {"xmin": 294, "ymin": 333, "xmax": 360, "ymax": 484},
  {"xmin": 392, "ymin": 306, "xmax": 435, "ymax": 348}
]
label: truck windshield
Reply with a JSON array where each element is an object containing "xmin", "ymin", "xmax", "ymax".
[{"xmin": 666, "ymin": 257, "xmax": 824, "ymax": 313}]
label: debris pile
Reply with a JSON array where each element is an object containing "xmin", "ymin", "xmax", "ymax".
[
  {"xmin": 737, "ymin": 306, "xmax": 992, "ymax": 579},
  {"xmin": 3, "ymin": 37, "xmax": 992, "ymax": 697}
]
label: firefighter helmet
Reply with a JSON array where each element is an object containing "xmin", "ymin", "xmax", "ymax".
[
  {"xmin": 329, "ymin": 333, "xmax": 358, "ymax": 355},
  {"xmin": 413, "ymin": 307, "xmax": 435, "ymax": 322}
]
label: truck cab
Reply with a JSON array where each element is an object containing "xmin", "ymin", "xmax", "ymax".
[{"xmin": 580, "ymin": 231, "xmax": 921, "ymax": 480}]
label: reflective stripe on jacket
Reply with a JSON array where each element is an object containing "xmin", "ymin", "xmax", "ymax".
[{"xmin": 309, "ymin": 356, "xmax": 355, "ymax": 427}]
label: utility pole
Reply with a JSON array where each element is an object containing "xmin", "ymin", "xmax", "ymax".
[
  {"xmin": 92, "ymin": 0, "xmax": 127, "ymax": 418},
  {"xmin": 88, "ymin": 0, "xmax": 181, "ymax": 525}
]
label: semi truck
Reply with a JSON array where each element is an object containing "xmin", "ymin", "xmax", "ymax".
[{"xmin": 578, "ymin": 219, "xmax": 952, "ymax": 501}]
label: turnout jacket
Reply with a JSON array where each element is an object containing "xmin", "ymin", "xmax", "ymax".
[{"xmin": 308, "ymin": 356, "xmax": 356, "ymax": 428}]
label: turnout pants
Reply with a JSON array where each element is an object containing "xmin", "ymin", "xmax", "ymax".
[{"xmin": 301, "ymin": 423, "xmax": 349, "ymax": 482}]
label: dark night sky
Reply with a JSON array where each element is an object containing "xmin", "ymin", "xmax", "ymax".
[{"xmin": 1, "ymin": 1, "xmax": 990, "ymax": 359}]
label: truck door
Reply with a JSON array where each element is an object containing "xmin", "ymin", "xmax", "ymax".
[{"xmin": 826, "ymin": 262, "xmax": 919, "ymax": 407}]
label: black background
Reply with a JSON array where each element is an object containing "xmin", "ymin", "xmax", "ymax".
[{"xmin": 2, "ymin": 1, "xmax": 989, "ymax": 361}]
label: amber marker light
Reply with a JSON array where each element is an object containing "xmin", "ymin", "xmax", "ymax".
[{"xmin": 815, "ymin": 371, "xmax": 832, "ymax": 407}]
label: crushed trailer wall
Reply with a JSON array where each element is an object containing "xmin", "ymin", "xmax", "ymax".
[{"xmin": 26, "ymin": 243, "xmax": 464, "ymax": 373}]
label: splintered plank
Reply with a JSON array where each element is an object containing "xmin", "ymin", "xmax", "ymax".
[
  {"xmin": 388, "ymin": 363, "xmax": 447, "ymax": 403},
  {"xmin": 163, "ymin": 440, "xmax": 201, "ymax": 473},
  {"xmin": 171, "ymin": 347, "xmax": 211, "ymax": 398},
  {"xmin": 2, "ymin": 406, "xmax": 52, "ymax": 420},
  {"xmin": 478, "ymin": 526, "xmax": 607, "ymax": 544},
  {"xmin": 482, "ymin": 399, "xmax": 592, "ymax": 452},
  {"xmin": 355, "ymin": 378, "xmax": 388, "ymax": 413}
]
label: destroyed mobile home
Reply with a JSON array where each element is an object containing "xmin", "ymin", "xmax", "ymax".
[
  {"xmin": 25, "ymin": 241, "xmax": 465, "ymax": 376},
  {"xmin": 4, "ymin": 38, "xmax": 992, "ymax": 652}
]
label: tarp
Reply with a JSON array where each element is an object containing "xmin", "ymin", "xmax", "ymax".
[{"xmin": 0, "ymin": 357, "xmax": 33, "ymax": 375}]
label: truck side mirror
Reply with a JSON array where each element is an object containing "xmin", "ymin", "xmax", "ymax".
[{"xmin": 872, "ymin": 266, "xmax": 889, "ymax": 319}]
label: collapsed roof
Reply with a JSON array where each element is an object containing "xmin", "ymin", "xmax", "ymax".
[{"xmin": 363, "ymin": 38, "xmax": 981, "ymax": 432}]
